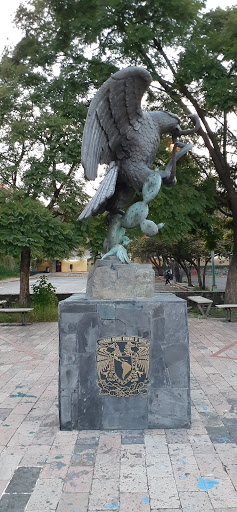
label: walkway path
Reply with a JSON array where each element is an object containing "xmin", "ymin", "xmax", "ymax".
[
  {"xmin": 0, "ymin": 272, "xmax": 227, "ymax": 296},
  {"xmin": 0, "ymin": 274, "xmax": 88, "ymax": 295},
  {"xmin": 0, "ymin": 317, "xmax": 236, "ymax": 511}
]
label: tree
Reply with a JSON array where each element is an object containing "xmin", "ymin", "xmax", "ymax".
[
  {"xmin": 0, "ymin": 40, "xmax": 93, "ymax": 303},
  {"xmin": 0, "ymin": 189, "xmax": 80, "ymax": 304},
  {"xmin": 3, "ymin": 0, "xmax": 237, "ymax": 300},
  {"xmin": 129, "ymin": 152, "xmax": 228, "ymax": 288},
  {"xmin": 131, "ymin": 230, "xmax": 232, "ymax": 290}
]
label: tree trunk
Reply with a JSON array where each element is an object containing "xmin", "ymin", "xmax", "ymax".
[
  {"xmin": 202, "ymin": 262, "xmax": 207, "ymax": 290},
  {"xmin": 193, "ymin": 259, "xmax": 203, "ymax": 289},
  {"xmin": 173, "ymin": 260, "xmax": 181, "ymax": 282},
  {"xmin": 149, "ymin": 256, "xmax": 161, "ymax": 274},
  {"xmin": 225, "ymin": 199, "xmax": 237, "ymax": 303},
  {"xmin": 19, "ymin": 247, "xmax": 31, "ymax": 306},
  {"xmin": 186, "ymin": 267, "xmax": 193, "ymax": 287},
  {"xmin": 225, "ymin": 251, "xmax": 237, "ymax": 303},
  {"xmin": 179, "ymin": 261, "xmax": 193, "ymax": 286}
]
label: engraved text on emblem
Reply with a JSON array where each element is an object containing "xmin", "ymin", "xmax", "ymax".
[{"xmin": 97, "ymin": 336, "xmax": 149, "ymax": 397}]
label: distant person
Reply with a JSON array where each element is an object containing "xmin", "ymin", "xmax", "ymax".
[{"xmin": 165, "ymin": 270, "xmax": 171, "ymax": 285}]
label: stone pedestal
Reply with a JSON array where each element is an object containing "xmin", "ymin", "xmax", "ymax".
[
  {"xmin": 59, "ymin": 293, "xmax": 190, "ymax": 430},
  {"xmin": 86, "ymin": 256, "xmax": 155, "ymax": 299}
]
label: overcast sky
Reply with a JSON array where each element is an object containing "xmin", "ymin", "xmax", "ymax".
[{"xmin": 0, "ymin": 0, "xmax": 236, "ymax": 56}]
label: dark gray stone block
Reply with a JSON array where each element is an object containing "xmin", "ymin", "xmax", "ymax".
[
  {"xmin": 76, "ymin": 313, "xmax": 101, "ymax": 353},
  {"xmin": 102, "ymin": 395, "xmax": 147, "ymax": 430},
  {"xmin": 100, "ymin": 319, "xmax": 126, "ymax": 338},
  {"xmin": 5, "ymin": 467, "xmax": 41, "ymax": 494},
  {"xmin": 97, "ymin": 303, "xmax": 115, "ymax": 319},
  {"xmin": 77, "ymin": 397, "xmax": 103, "ymax": 429},
  {"xmin": 59, "ymin": 394, "xmax": 72, "ymax": 430},
  {"xmin": 122, "ymin": 431, "xmax": 144, "ymax": 444},
  {"xmin": 205, "ymin": 426, "xmax": 233, "ymax": 444},
  {"xmin": 148, "ymin": 388, "xmax": 191, "ymax": 428},
  {"xmin": 60, "ymin": 365, "xmax": 79, "ymax": 390},
  {"xmin": 0, "ymin": 494, "xmax": 30, "ymax": 512},
  {"xmin": 59, "ymin": 293, "xmax": 190, "ymax": 430},
  {"xmin": 151, "ymin": 316, "xmax": 165, "ymax": 343},
  {"xmin": 59, "ymin": 332, "xmax": 77, "ymax": 353},
  {"xmin": 162, "ymin": 343, "xmax": 190, "ymax": 387},
  {"xmin": 148, "ymin": 353, "xmax": 171, "ymax": 388},
  {"xmin": 78, "ymin": 353, "xmax": 98, "ymax": 395}
]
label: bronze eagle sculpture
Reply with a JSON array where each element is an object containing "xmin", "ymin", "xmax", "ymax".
[{"xmin": 79, "ymin": 66, "xmax": 200, "ymax": 262}]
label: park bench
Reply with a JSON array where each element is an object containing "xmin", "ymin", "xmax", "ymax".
[
  {"xmin": 216, "ymin": 304, "xmax": 237, "ymax": 322},
  {"xmin": 187, "ymin": 296, "xmax": 213, "ymax": 316},
  {"xmin": 0, "ymin": 308, "xmax": 34, "ymax": 325}
]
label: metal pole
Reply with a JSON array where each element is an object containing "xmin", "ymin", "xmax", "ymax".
[{"xmin": 211, "ymin": 250, "xmax": 217, "ymax": 291}]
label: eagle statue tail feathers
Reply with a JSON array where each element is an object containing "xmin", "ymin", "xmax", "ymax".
[{"xmin": 78, "ymin": 162, "xmax": 119, "ymax": 220}]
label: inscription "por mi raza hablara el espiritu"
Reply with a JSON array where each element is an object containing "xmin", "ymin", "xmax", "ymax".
[{"xmin": 96, "ymin": 336, "xmax": 149, "ymax": 397}]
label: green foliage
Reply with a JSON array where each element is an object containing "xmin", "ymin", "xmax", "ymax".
[
  {"xmin": 0, "ymin": 255, "xmax": 19, "ymax": 280},
  {"xmin": 14, "ymin": 0, "xmax": 204, "ymax": 58},
  {"xmin": 0, "ymin": 189, "xmax": 78, "ymax": 260},
  {"xmin": 176, "ymin": 8, "xmax": 237, "ymax": 115},
  {"xmin": 142, "ymin": 156, "xmax": 216, "ymax": 244},
  {"xmin": 83, "ymin": 216, "xmax": 107, "ymax": 260},
  {"xmin": 32, "ymin": 275, "xmax": 58, "ymax": 307},
  {"xmin": 29, "ymin": 304, "xmax": 58, "ymax": 322},
  {"xmin": 2, "ymin": 0, "xmax": 237, "ymax": 301},
  {"xmin": 0, "ymin": 269, "xmax": 19, "ymax": 280}
]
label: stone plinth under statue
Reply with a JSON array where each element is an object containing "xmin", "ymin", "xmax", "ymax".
[
  {"xmin": 59, "ymin": 263, "xmax": 191, "ymax": 430},
  {"xmin": 86, "ymin": 256, "xmax": 155, "ymax": 299}
]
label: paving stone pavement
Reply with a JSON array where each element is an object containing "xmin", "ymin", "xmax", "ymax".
[{"xmin": 0, "ymin": 317, "xmax": 236, "ymax": 511}]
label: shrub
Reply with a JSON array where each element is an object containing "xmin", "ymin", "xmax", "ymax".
[{"xmin": 32, "ymin": 275, "xmax": 58, "ymax": 307}]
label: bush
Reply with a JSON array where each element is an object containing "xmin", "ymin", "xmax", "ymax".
[{"xmin": 32, "ymin": 275, "xmax": 58, "ymax": 307}]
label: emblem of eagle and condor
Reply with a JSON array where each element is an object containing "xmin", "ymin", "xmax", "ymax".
[
  {"xmin": 79, "ymin": 66, "xmax": 200, "ymax": 263},
  {"xmin": 97, "ymin": 336, "xmax": 149, "ymax": 397}
]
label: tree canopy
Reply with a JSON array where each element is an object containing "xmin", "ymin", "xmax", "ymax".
[
  {"xmin": 1, "ymin": 0, "xmax": 237, "ymax": 301},
  {"xmin": 0, "ymin": 21, "xmax": 91, "ymax": 303}
]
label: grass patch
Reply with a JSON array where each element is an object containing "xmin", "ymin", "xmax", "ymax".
[
  {"xmin": 0, "ymin": 270, "xmax": 19, "ymax": 280},
  {"xmin": 208, "ymin": 307, "xmax": 237, "ymax": 321},
  {"xmin": 193, "ymin": 286, "xmax": 209, "ymax": 291},
  {"xmin": 188, "ymin": 306, "xmax": 237, "ymax": 321},
  {"xmin": 0, "ymin": 304, "xmax": 58, "ymax": 323},
  {"xmin": 29, "ymin": 304, "xmax": 58, "ymax": 322}
]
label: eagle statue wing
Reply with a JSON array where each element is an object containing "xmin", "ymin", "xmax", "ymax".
[
  {"xmin": 137, "ymin": 345, "xmax": 149, "ymax": 378},
  {"xmin": 81, "ymin": 66, "xmax": 152, "ymax": 180},
  {"xmin": 97, "ymin": 348, "xmax": 110, "ymax": 380}
]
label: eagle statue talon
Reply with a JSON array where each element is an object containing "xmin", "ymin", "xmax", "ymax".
[{"xmin": 102, "ymin": 243, "xmax": 131, "ymax": 264}]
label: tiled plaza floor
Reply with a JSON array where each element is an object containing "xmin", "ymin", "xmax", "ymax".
[{"xmin": 0, "ymin": 317, "xmax": 236, "ymax": 511}]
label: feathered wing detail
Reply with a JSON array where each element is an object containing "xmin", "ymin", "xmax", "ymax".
[
  {"xmin": 137, "ymin": 346, "xmax": 149, "ymax": 378},
  {"xmin": 78, "ymin": 162, "xmax": 118, "ymax": 220},
  {"xmin": 81, "ymin": 67, "xmax": 152, "ymax": 180},
  {"xmin": 97, "ymin": 350, "xmax": 110, "ymax": 380}
]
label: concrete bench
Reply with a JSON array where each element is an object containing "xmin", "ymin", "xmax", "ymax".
[
  {"xmin": 216, "ymin": 304, "xmax": 237, "ymax": 322},
  {"xmin": 187, "ymin": 296, "xmax": 213, "ymax": 316},
  {"xmin": 0, "ymin": 308, "xmax": 34, "ymax": 325}
]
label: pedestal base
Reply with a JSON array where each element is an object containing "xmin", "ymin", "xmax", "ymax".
[
  {"xmin": 86, "ymin": 256, "xmax": 155, "ymax": 299},
  {"xmin": 59, "ymin": 293, "xmax": 190, "ymax": 430}
]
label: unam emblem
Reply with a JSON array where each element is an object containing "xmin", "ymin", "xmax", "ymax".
[{"xmin": 97, "ymin": 336, "xmax": 149, "ymax": 397}]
